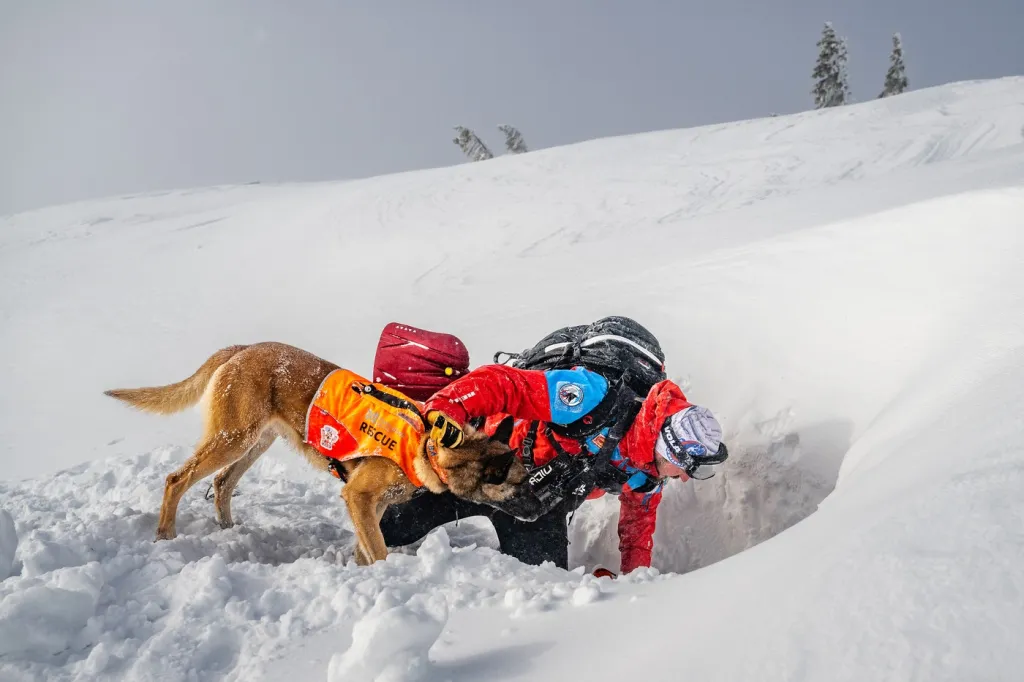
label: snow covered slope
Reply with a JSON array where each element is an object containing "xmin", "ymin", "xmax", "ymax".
[
  {"xmin": 1, "ymin": 77, "xmax": 1024, "ymax": 681},
  {"xmin": 2, "ymin": 77, "xmax": 1023, "ymax": 482}
]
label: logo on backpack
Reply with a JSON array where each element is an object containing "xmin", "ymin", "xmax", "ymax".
[
  {"xmin": 529, "ymin": 464, "xmax": 554, "ymax": 486},
  {"xmin": 557, "ymin": 382, "xmax": 584, "ymax": 407}
]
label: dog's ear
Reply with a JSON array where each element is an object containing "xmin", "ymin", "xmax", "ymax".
[{"xmin": 489, "ymin": 416, "xmax": 515, "ymax": 446}]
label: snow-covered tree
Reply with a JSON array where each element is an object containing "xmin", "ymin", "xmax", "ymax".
[
  {"xmin": 452, "ymin": 126, "xmax": 493, "ymax": 162},
  {"xmin": 878, "ymin": 33, "xmax": 909, "ymax": 98},
  {"xmin": 812, "ymin": 22, "xmax": 851, "ymax": 108},
  {"xmin": 837, "ymin": 37, "xmax": 852, "ymax": 102},
  {"xmin": 497, "ymin": 125, "xmax": 528, "ymax": 154}
]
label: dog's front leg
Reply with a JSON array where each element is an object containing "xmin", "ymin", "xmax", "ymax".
[
  {"xmin": 352, "ymin": 544, "xmax": 371, "ymax": 566},
  {"xmin": 343, "ymin": 489, "xmax": 389, "ymax": 565},
  {"xmin": 340, "ymin": 459, "xmax": 398, "ymax": 565}
]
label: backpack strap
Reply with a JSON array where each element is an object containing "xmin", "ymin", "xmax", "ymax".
[
  {"xmin": 493, "ymin": 350, "xmax": 517, "ymax": 365},
  {"xmin": 576, "ymin": 384, "xmax": 644, "ymax": 488},
  {"xmin": 541, "ymin": 425, "xmax": 572, "ymax": 458},
  {"xmin": 350, "ymin": 381, "xmax": 429, "ymax": 429},
  {"xmin": 525, "ymin": 381, "xmax": 646, "ymax": 514},
  {"xmin": 521, "ymin": 420, "xmax": 541, "ymax": 469},
  {"xmin": 325, "ymin": 457, "xmax": 349, "ymax": 482}
]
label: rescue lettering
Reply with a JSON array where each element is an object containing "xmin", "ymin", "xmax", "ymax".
[{"xmin": 359, "ymin": 422, "xmax": 398, "ymax": 450}]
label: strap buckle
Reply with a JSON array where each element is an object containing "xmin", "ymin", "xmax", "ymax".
[{"xmin": 325, "ymin": 457, "xmax": 348, "ymax": 482}]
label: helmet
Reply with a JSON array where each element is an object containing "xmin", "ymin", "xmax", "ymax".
[{"xmin": 655, "ymin": 406, "xmax": 728, "ymax": 479}]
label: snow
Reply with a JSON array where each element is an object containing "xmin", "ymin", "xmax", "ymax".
[
  {"xmin": 2, "ymin": 76, "xmax": 1024, "ymax": 680},
  {"xmin": 326, "ymin": 589, "xmax": 448, "ymax": 682},
  {"xmin": 0, "ymin": 448, "xmax": 662, "ymax": 680}
]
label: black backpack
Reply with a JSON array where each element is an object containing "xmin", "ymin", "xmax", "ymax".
[
  {"xmin": 493, "ymin": 317, "xmax": 668, "ymax": 505},
  {"xmin": 494, "ymin": 316, "xmax": 667, "ymax": 400}
]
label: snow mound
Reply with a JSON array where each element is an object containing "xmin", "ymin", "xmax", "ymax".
[
  {"xmin": 0, "ymin": 581, "xmax": 100, "ymax": 661},
  {"xmin": 326, "ymin": 590, "xmax": 448, "ymax": 682}
]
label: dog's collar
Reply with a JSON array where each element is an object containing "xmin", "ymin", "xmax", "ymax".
[{"xmin": 424, "ymin": 438, "xmax": 450, "ymax": 485}]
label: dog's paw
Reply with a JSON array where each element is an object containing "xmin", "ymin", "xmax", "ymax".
[{"xmin": 154, "ymin": 528, "xmax": 176, "ymax": 541}]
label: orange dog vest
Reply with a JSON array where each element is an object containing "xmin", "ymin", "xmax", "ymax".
[{"xmin": 304, "ymin": 368, "xmax": 431, "ymax": 487}]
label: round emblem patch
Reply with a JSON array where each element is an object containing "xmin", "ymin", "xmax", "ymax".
[
  {"xmin": 558, "ymin": 383, "xmax": 584, "ymax": 407},
  {"xmin": 319, "ymin": 424, "xmax": 340, "ymax": 450}
]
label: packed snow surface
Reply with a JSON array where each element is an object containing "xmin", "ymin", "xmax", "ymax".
[{"xmin": 1, "ymin": 77, "xmax": 1024, "ymax": 681}]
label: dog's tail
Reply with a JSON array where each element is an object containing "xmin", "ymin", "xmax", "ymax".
[{"xmin": 104, "ymin": 345, "xmax": 248, "ymax": 415}]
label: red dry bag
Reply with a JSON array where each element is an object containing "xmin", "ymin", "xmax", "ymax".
[{"xmin": 372, "ymin": 323, "xmax": 470, "ymax": 401}]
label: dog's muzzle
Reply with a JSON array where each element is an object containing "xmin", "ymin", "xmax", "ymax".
[{"xmin": 489, "ymin": 485, "xmax": 546, "ymax": 522}]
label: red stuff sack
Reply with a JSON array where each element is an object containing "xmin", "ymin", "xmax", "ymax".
[{"xmin": 372, "ymin": 323, "xmax": 471, "ymax": 401}]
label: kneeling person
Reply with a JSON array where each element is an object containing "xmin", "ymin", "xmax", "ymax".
[{"xmin": 380, "ymin": 360, "xmax": 727, "ymax": 574}]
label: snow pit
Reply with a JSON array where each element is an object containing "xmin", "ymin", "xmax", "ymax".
[{"xmin": 567, "ymin": 425, "xmax": 844, "ymax": 575}]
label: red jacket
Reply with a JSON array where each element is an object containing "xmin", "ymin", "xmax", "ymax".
[{"xmin": 424, "ymin": 364, "xmax": 694, "ymax": 573}]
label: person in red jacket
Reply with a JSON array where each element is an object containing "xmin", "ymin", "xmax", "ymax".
[{"xmin": 379, "ymin": 362, "xmax": 727, "ymax": 574}]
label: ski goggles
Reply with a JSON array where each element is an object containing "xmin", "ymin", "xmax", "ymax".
[{"xmin": 658, "ymin": 422, "xmax": 729, "ymax": 480}]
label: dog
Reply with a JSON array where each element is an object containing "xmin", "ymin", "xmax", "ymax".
[{"xmin": 104, "ymin": 342, "xmax": 542, "ymax": 565}]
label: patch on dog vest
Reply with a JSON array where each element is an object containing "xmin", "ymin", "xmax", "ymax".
[{"xmin": 304, "ymin": 368, "xmax": 427, "ymax": 487}]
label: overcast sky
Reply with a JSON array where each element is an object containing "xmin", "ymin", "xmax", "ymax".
[{"xmin": 2, "ymin": 0, "xmax": 1022, "ymax": 216}]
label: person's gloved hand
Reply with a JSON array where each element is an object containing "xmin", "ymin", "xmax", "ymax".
[
  {"xmin": 427, "ymin": 410, "xmax": 464, "ymax": 448},
  {"xmin": 593, "ymin": 567, "xmax": 617, "ymax": 579}
]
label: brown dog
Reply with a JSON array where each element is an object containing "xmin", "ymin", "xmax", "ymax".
[{"xmin": 104, "ymin": 342, "xmax": 541, "ymax": 564}]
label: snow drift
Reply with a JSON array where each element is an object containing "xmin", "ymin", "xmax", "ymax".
[{"xmin": 1, "ymin": 77, "xmax": 1023, "ymax": 681}]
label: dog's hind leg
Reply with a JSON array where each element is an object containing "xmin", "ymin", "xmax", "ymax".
[
  {"xmin": 212, "ymin": 430, "xmax": 276, "ymax": 529},
  {"xmin": 157, "ymin": 426, "xmax": 263, "ymax": 540}
]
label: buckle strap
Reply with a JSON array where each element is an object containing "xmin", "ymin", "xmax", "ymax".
[
  {"xmin": 541, "ymin": 426, "xmax": 573, "ymax": 459},
  {"xmin": 570, "ymin": 384, "xmax": 643, "ymax": 496},
  {"xmin": 351, "ymin": 381, "xmax": 428, "ymax": 429},
  {"xmin": 521, "ymin": 420, "xmax": 540, "ymax": 469},
  {"xmin": 325, "ymin": 457, "xmax": 348, "ymax": 482}
]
